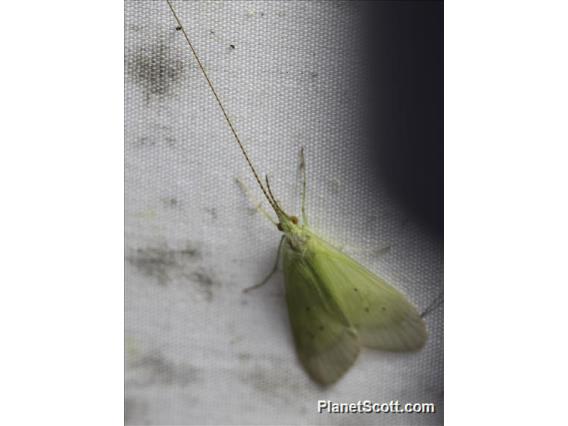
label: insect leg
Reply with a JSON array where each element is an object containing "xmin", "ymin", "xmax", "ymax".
[
  {"xmin": 299, "ymin": 147, "xmax": 308, "ymax": 225},
  {"xmin": 372, "ymin": 244, "xmax": 391, "ymax": 257},
  {"xmin": 337, "ymin": 243, "xmax": 392, "ymax": 257},
  {"xmin": 420, "ymin": 292, "xmax": 444, "ymax": 318},
  {"xmin": 235, "ymin": 177, "xmax": 277, "ymax": 225},
  {"xmin": 242, "ymin": 236, "xmax": 285, "ymax": 293}
]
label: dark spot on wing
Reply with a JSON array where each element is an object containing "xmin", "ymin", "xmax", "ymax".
[
  {"xmin": 381, "ymin": 306, "xmax": 387, "ymax": 311},
  {"xmin": 229, "ymin": 44, "xmax": 235, "ymax": 49},
  {"xmin": 365, "ymin": 307, "xmax": 370, "ymax": 313},
  {"xmin": 353, "ymin": 287, "xmax": 358, "ymax": 292}
]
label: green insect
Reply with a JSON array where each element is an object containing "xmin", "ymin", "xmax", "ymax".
[{"xmin": 166, "ymin": 0, "xmax": 427, "ymax": 385}]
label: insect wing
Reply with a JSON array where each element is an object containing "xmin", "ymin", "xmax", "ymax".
[
  {"xmin": 282, "ymin": 240, "xmax": 360, "ymax": 385},
  {"xmin": 309, "ymin": 234, "xmax": 427, "ymax": 352}
]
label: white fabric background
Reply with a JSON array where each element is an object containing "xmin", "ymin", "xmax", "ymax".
[{"xmin": 125, "ymin": 1, "xmax": 443, "ymax": 425}]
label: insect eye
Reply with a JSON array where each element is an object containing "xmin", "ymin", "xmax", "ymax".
[
  {"xmin": 291, "ymin": 216, "xmax": 299, "ymax": 224},
  {"xmin": 277, "ymin": 223, "xmax": 283, "ymax": 231}
]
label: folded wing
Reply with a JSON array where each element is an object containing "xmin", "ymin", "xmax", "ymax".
[
  {"xmin": 283, "ymin": 242, "xmax": 360, "ymax": 385},
  {"xmin": 310, "ymin": 235, "xmax": 427, "ymax": 352}
]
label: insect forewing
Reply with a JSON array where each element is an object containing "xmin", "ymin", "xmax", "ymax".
[
  {"xmin": 283, "ymin": 240, "xmax": 360, "ymax": 385},
  {"xmin": 308, "ymin": 233, "xmax": 427, "ymax": 351}
]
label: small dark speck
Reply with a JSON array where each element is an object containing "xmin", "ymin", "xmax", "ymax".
[
  {"xmin": 381, "ymin": 306, "xmax": 387, "ymax": 311},
  {"xmin": 353, "ymin": 288, "xmax": 358, "ymax": 292},
  {"xmin": 305, "ymin": 306, "xmax": 311, "ymax": 312},
  {"xmin": 210, "ymin": 29, "xmax": 215, "ymax": 35},
  {"xmin": 230, "ymin": 44, "xmax": 235, "ymax": 49},
  {"xmin": 137, "ymin": 136, "xmax": 155, "ymax": 147},
  {"xmin": 365, "ymin": 307, "xmax": 370, "ymax": 313},
  {"xmin": 179, "ymin": 245, "xmax": 199, "ymax": 257},
  {"xmin": 205, "ymin": 207, "xmax": 217, "ymax": 220},
  {"xmin": 162, "ymin": 197, "xmax": 178, "ymax": 208},
  {"xmin": 176, "ymin": 26, "xmax": 182, "ymax": 31},
  {"xmin": 319, "ymin": 326, "xmax": 325, "ymax": 331},
  {"xmin": 310, "ymin": 72, "xmax": 318, "ymax": 78}
]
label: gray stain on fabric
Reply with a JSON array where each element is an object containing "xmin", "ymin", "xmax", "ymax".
[
  {"xmin": 137, "ymin": 136, "xmax": 155, "ymax": 147},
  {"xmin": 128, "ymin": 40, "xmax": 184, "ymax": 103},
  {"xmin": 128, "ymin": 352, "xmax": 201, "ymax": 387},
  {"xmin": 124, "ymin": 397, "xmax": 148, "ymax": 425},
  {"xmin": 165, "ymin": 136, "xmax": 176, "ymax": 147},
  {"xmin": 161, "ymin": 197, "xmax": 179, "ymax": 208},
  {"xmin": 238, "ymin": 353, "xmax": 252, "ymax": 362},
  {"xmin": 205, "ymin": 207, "xmax": 217, "ymax": 220},
  {"xmin": 126, "ymin": 243, "xmax": 201, "ymax": 286},
  {"xmin": 188, "ymin": 267, "xmax": 220, "ymax": 302},
  {"xmin": 238, "ymin": 355, "xmax": 310, "ymax": 401},
  {"xmin": 240, "ymin": 365, "xmax": 307, "ymax": 402}
]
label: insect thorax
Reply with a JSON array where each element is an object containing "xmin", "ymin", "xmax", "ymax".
[{"xmin": 284, "ymin": 226, "xmax": 311, "ymax": 252}]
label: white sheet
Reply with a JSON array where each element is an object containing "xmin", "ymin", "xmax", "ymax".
[{"xmin": 125, "ymin": 1, "xmax": 443, "ymax": 424}]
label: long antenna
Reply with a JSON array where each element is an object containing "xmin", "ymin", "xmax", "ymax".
[{"xmin": 165, "ymin": 0, "xmax": 278, "ymax": 214}]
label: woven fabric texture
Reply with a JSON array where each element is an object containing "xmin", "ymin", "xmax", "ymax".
[{"xmin": 125, "ymin": 1, "xmax": 443, "ymax": 425}]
